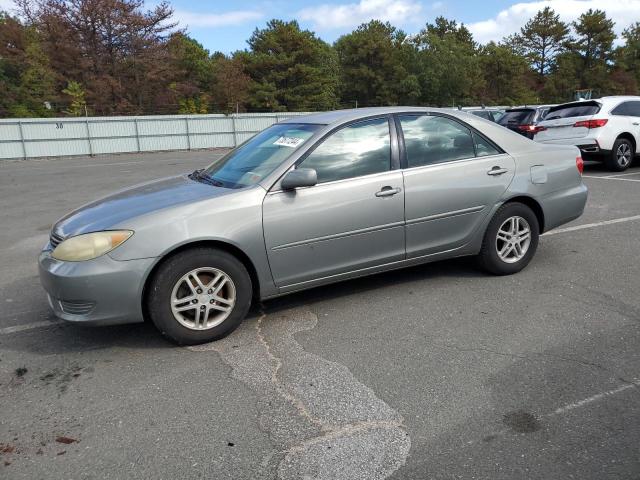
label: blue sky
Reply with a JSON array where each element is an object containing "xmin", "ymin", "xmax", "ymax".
[
  {"xmin": 2, "ymin": 0, "xmax": 638, "ymax": 52},
  {"xmin": 164, "ymin": 0, "xmax": 640, "ymax": 53}
]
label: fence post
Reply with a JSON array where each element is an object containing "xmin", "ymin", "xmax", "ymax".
[
  {"xmin": 184, "ymin": 116, "xmax": 191, "ymax": 150},
  {"xmin": 85, "ymin": 118, "xmax": 94, "ymax": 156},
  {"xmin": 17, "ymin": 121, "xmax": 27, "ymax": 160},
  {"xmin": 134, "ymin": 118, "xmax": 141, "ymax": 152},
  {"xmin": 231, "ymin": 115, "xmax": 238, "ymax": 147}
]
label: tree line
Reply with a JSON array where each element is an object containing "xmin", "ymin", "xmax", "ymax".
[{"xmin": 1, "ymin": 0, "xmax": 640, "ymax": 118}]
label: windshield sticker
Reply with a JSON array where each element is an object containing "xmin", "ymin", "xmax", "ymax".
[{"xmin": 274, "ymin": 136, "xmax": 305, "ymax": 148}]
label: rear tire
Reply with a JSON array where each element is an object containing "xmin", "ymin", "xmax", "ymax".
[
  {"xmin": 147, "ymin": 248, "xmax": 252, "ymax": 345},
  {"xmin": 605, "ymin": 138, "xmax": 634, "ymax": 172},
  {"xmin": 477, "ymin": 203, "xmax": 539, "ymax": 276}
]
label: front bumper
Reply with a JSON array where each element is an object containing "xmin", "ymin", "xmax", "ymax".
[{"xmin": 38, "ymin": 250, "xmax": 156, "ymax": 326}]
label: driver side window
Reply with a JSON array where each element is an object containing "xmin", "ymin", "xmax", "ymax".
[{"xmin": 299, "ymin": 118, "xmax": 391, "ymax": 183}]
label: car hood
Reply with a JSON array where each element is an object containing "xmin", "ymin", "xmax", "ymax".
[{"xmin": 54, "ymin": 174, "xmax": 232, "ymax": 238}]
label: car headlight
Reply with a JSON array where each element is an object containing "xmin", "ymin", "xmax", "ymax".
[{"xmin": 51, "ymin": 231, "xmax": 133, "ymax": 261}]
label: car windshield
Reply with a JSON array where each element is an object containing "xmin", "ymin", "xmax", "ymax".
[
  {"xmin": 545, "ymin": 102, "xmax": 601, "ymax": 120},
  {"xmin": 498, "ymin": 109, "xmax": 535, "ymax": 125},
  {"xmin": 199, "ymin": 123, "xmax": 321, "ymax": 188}
]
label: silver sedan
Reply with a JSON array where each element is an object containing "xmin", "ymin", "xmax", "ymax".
[{"xmin": 39, "ymin": 107, "xmax": 588, "ymax": 344}]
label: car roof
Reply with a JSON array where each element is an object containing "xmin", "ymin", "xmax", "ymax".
[{"xmin": 280, "ymin": 107, "xmax": 468, "ymax": 126}]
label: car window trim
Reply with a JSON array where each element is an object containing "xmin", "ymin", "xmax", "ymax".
[
  {"xmin": 393, "ymin": 112, "xmax": 505, "ymax": 169},
  {"xmin": 267, "ymin": 114, "xmax": 397, "ymax": 191},
  {"xmin": 401, "ymin": 152, "xmax": 510, "ymax": 174}
]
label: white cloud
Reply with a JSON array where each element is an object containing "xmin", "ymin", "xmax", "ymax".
[
  {"xmin": 0, "ymin": 0, "xmax": 15, "ymax": 12},
  {"xmin": 173, "ymin": 9, "xmax": 263, "ymax": 28},
  {"xmin": 298, "ymin": 0, "xmax": 422, "ymax": 30},
  {"xmin": 468, "ymin": 0, "xmax": 640, "ymax": 44}
]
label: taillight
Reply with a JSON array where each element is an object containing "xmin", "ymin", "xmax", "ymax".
[
  {"xmin": 573, "ymin": 119, "xmax": 608, "ymax": 129},
  {"xmin": 576, "ymin": 156, "xmax": 584, "ymax": 175},
  {"xmin": 518, "ymin": 124, "xmax": 546, "ymax": 133}
]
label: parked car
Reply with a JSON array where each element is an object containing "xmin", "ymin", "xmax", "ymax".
[
  {"xmin": 39, "ymin": 107, "xmax": 588, "ymax": 345},
  {"xmin": 534, "ymin": 96, "xmax": 640, "ymax": 171},
  {"xmin": 464, "ymin": 108, "xmax": 504, "ymax": 123},
  {"xmin": 498, "ymin": 106, "xmax": 554, "ymax": 138}
]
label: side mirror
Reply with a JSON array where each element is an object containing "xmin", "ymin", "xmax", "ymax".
[{"xmin": 281, "ymin": 168, "xmax": 318, "ymax": 190}]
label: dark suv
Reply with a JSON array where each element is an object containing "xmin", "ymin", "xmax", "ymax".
[{"xmin": 498, "ymin": 106, "xmax": 553, "ymax": 139}]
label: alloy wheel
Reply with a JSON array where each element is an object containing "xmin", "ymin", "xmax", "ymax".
[
  {"xmin": 616, "ymin": 143, "xmax": 632, "ymax": 168},
  {"xmin": 170, "ymin": 267, "xmax": 236, "ymax": 330},
  {"xmin": 496, "ymin": 216, "xmax": 531, "ymax": 264}
]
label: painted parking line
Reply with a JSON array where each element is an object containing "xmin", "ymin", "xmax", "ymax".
[
  {"xmin": 0, "ymin": 320, "xmax": 62, "ymax": 335},
  {"xmin": 604, "ymin": 171, "xmax": 640, "ymax": 178},
  {"xmin": 549, "ymin": 381, "xmax": 639, "ymax": 416},
  {"xmin": 583, "ymin": 175, "xmax": 640, "ymax": 182},
  {"xmin": 543, "ymin": 214, "xmax": 640, "ymax": 236}
]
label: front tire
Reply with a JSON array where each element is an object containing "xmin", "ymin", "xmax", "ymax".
[
  {"xmin": 147, "ymin": 248, "xmax": 252, "ymax": 345},
  {"xmin": 477, "ymin": 203, "xmax": 539, "ymax": 275},
  {"xmin": 605, "ymin": 138, "xmax": 634, "ymax": 172}
]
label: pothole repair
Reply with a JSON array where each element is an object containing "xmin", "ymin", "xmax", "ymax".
[{"xmin": 189, "ymin": 307, "xmax": 411, "ymax": 479}]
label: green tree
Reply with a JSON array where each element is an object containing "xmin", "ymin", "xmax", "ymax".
[
  {"xmin": 615, "ymin": 22, "xmax": 640, "ymax": 92},
  {"xmin": 414, "ymin": 17, "xmax": 481, "ymax": 106},
  {"xmin": 572, "ymin": 9, "xmax": 616, "ymax": 90},
  {"xmin": 0, "ymin": 13, "xmax": 57, "ymax": 117},
  {"xmin": 513, "ymin": 7, "xmax": 570, "ymax": 76},
  {"xmin": 479, "ymin": 42, "xmax": 537, "ymax": 105},
  {"xmin": 335, "ymin": 20, "xmax": 420, "ymax": 107},
  {"xmin": 244, "ymin": 19, "xmax": 339, "ymax": 111},
  {"xmin": 167, "ymin": 32, "xmax": 214, "ymax": 113},
  {"xmin": 62, "ymin": 80, "xmax": 87, "ymax": 116}
]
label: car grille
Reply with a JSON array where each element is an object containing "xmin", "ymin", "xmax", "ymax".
[
  {"xmin": 50, "ymin": 231, "xmax": 64, "ymax": 249},
  {"xmin": 59, "ymin": 300, "xmax": 95, "ymax": 316}
]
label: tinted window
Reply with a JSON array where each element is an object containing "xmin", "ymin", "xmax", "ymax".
[
  {"xmin": 612, "ymin": 101, "xmax": 640, "ymax": 117},
  {"xmin": 202, "ymin": 123, "xmax": 320, "ymax": 188},
  {"xmin": 545, "ymin": 102, "xmax": 601, "ymax": 120},
  {"xmin": 399, "ymin": 115, "xmax": 476, "ymax": 167},
  {"xmin": 627, "ymin": 101, "xmax": 640, "ymax": 116},
  {"xmin": 472, "ymin": 111, "xmax": 492, "ymax": 120},
  {"xmin": 612, "ymin": 102, "xmax": 630, "ymax": 115},
  {"xmin": 474, "ymin": 133, "xmax": 501, "ymax": 157},
  {"xmin": 498, "ymin": 109, "xmax": 535, "ymax": 125},
  {"xmin": 300, "ymin": 118, "xmax": 390, "ymax": 183}
]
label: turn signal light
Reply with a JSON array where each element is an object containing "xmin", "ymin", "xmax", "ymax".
[
  {"xmin": 573, "ymin": 119, "xmax": 608, "ymax": 129},
  {"xmin": 576, "ymin": 156, "xmax": 584, "ymax": 175}
]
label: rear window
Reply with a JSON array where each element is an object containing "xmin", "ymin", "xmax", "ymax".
[
  {"xmin": 498, "ymin": 109, "xmax": 535, "ymax": 126},
  {"xmin": 545, "ymin": 102, "xmax": 601, "ymax": 120}
]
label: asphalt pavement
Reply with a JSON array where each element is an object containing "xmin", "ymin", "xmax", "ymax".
[{"xmin": 0, "ymin": 150, "xmax": 639, "ymax": 479}]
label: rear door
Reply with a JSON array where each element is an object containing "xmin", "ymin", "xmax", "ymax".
[
  {"xmin": 262, "ymin": 117, "xmax": 406, "ymax": 289},
  {"xmin": 398, "ymin": 114, "xmax": 515, "ymax": 258},
  {"xmin": 611, "ymin": 101, "xmax": 640, "ymax": 153},
  {"xmin": 535, "ymin": 101, "xmax": 602, "ymax": 141}
]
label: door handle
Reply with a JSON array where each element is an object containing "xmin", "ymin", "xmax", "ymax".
[
  {"xmin": 375, "ymin": 186, "xmax": 401, "ymax": 197},
  {"xmin": 487, "ymin": 167, "xmax": 509, "ymax": 176},
  {"xmin": 633, "ymin": 122, "xmax": 640, "ymax": 126}
]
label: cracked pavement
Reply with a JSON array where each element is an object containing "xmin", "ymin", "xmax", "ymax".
[{"xmin": 1, "ymin": 152, "xmax": 639, "ymax": 479}]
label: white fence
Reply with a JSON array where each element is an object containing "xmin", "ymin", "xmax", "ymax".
[{"xmin": 0, "ymin": 112, "xmax": 312, "ymax": 160}]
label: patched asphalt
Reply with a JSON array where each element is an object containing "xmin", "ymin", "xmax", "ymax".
[{"xmin": 0, "ymin": 152, "xmax": 639, "ymax": 479}]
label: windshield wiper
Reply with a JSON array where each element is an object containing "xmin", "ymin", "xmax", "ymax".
[{"xmin": 189, "ymin": 169, "xmax": 225, "ymax": 188}]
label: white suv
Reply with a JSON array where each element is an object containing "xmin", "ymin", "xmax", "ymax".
[{"xmin": 534, "ymin": 96, "xmax": 640, "ymax": 171}]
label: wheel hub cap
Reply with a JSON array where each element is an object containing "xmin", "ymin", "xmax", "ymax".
[
  {"xmin": 617, "ymin": 144, "xmax": 632, "ymax": 167},
  {"xmin": 496, "ymin": 216, "xmax": 531, "ymax": 264},
  {"xmin": 170, "ymin": 267, "xmax": 236, "ymax": 331}
]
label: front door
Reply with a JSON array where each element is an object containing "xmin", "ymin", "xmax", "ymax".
[
  {"xmin": 262, "ymin": 117, "xmax": 405, "ymax": 290},
  {"xmin": 397, "ymin": 114, "xmax": 515, "ymax": 258}
]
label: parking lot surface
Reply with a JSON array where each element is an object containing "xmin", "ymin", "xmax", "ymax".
[{"xmin": 1, "ymin": 151, "xmax": 639, "ymax": 479}]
